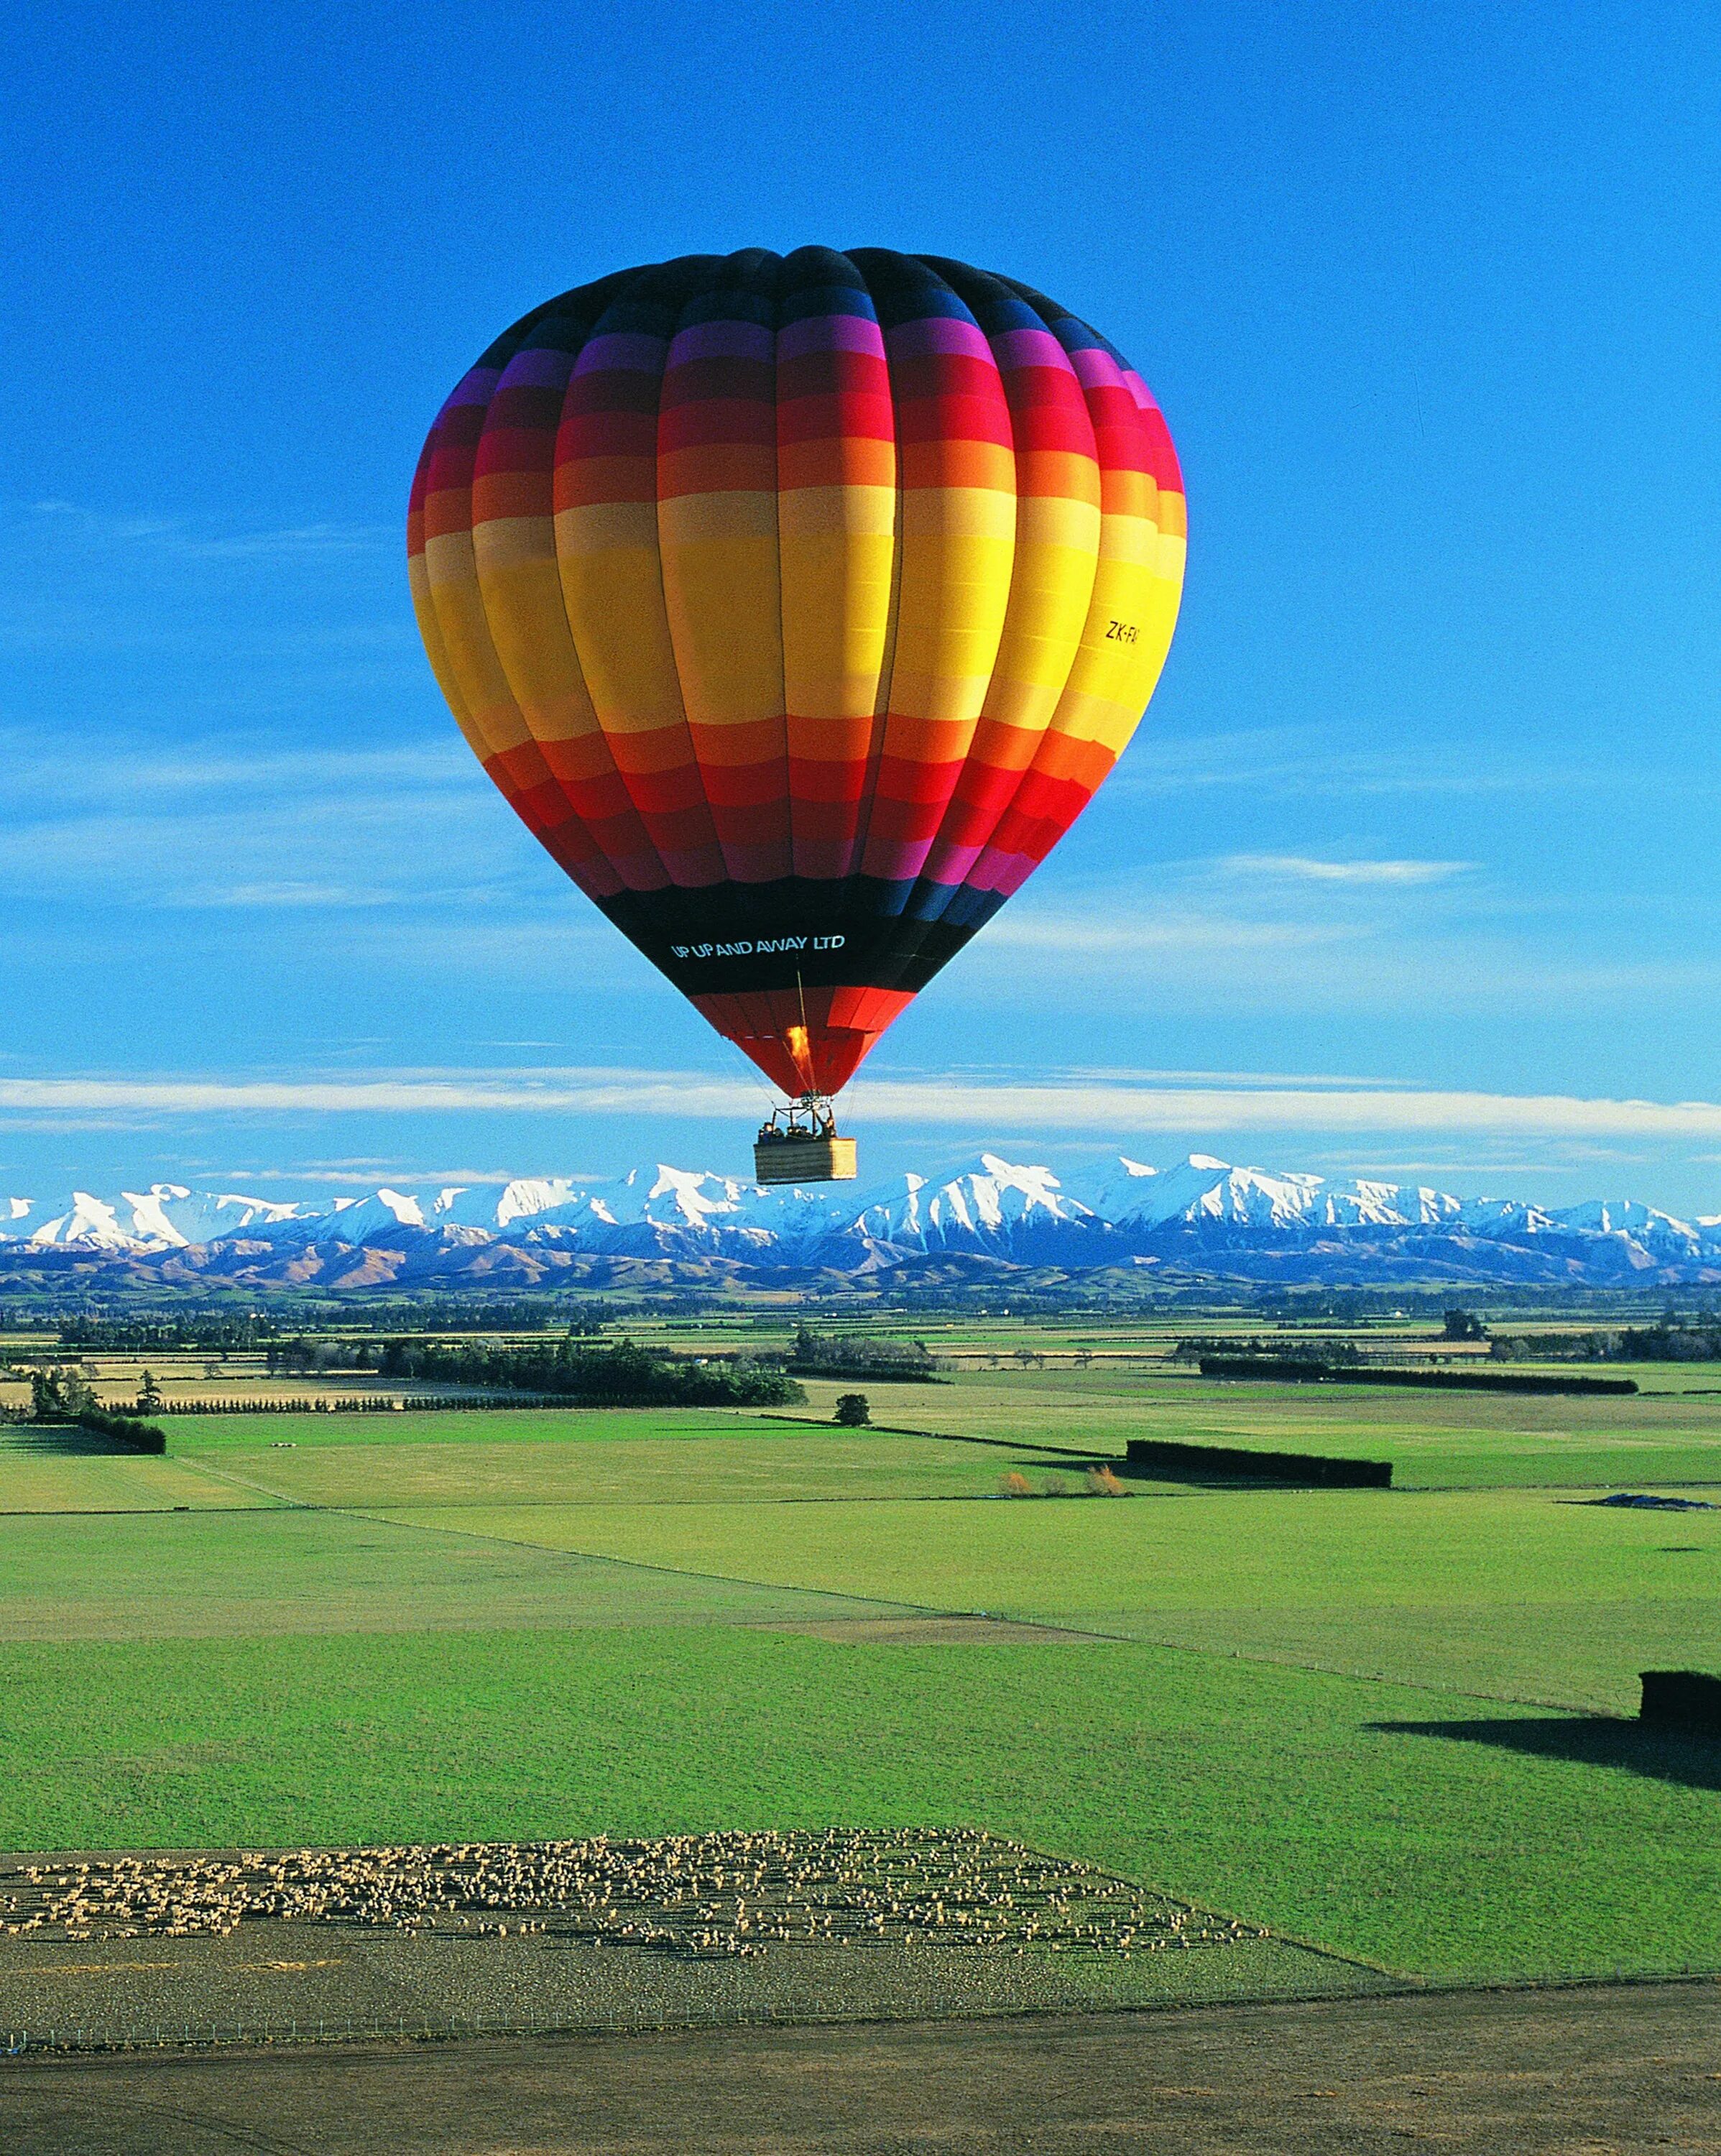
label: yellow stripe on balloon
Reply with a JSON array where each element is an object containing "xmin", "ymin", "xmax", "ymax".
[
  {"xmin": 471, "ymin": 515, "xmax": 606, "ymax": 745},
  {"xmin": 658, "ymin": 492, "xmax": 785, "ymax": 729},
  {"xmin": 1038, "ymin": 493, "xmax": 1184, "ymax": 760},
  {"xmin": 780, "ymin": 487, "xmax": 898, "ymax": 723},
  {"xmin": 553, "ymin": 505, "xmax": 690, "ymax": 740},
  {"xmin": 978, "ymin": 500, "xmax": 1102, "ymax": 734},
  {"xmin": 883, "ymin": 484, "xmax": 1016, "ymax": 729},
  {"xmin": 420, "ymin": 527, "xmax": 533, "ymax": 756}
]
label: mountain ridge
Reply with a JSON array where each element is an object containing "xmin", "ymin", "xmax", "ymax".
[{"xmin": 2, "ymin": 1153, "xmax": 1717, "ymax": 1289}]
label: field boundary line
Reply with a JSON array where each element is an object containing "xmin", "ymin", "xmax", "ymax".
[
  {"xmin": 85, "ymin": 1462, "xmax": 1043, "ymax": 1634},
  {"xmin": 313, "ymin": 1501, "xmax": 1136, "ymax": 1645},
  {"xmin": 1071, "ymin": 1623, "xmax": 1637, "ymax": 1719},
  {"xmin": 171, "ymin": 1461, "xmax": 320, "ymax": 1508},
  {"xmin": 299, "ymin": 1505, "xmax": 1625, "ymax": 1710},
  {"xmin": 761, "ymin": 1414, "xmax": 1104, "ymax": 1460},
  {"xmin": 137, "ymin": 1456, "xmax": 1666, "ymax": 1716}
]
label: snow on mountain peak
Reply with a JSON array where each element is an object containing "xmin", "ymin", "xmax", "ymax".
[
  {"xmin": 491, "ymin": 1179, "xmax": 584, "ymax": 1227},
  {"xmin": 0, "ymin": 1151, "xmax": 1713, "ymax": 1284},
  {"xmin": 29, "ymin": 1192, "xmax": 129, "ymax": 1248}
]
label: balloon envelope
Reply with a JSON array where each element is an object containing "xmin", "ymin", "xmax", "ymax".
[{"xmin": 409, "ymin": 249, "xmax": 1185, "ymax": 1097}]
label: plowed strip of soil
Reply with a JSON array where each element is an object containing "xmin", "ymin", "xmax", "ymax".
[{"xmin": 3, "ymin": 1981, "xmax": 1717, "ymax": 2155}]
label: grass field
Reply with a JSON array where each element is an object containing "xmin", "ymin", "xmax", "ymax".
[
  {"xmin": 0, "ymin": 1429, "xmax": 274, "ymax": 1512},
  {"xmin": 383, "ymin": 1485, "xmax": 1721, "ymax": 1713},
  {"xmin": 788, "ymin": 1371, "xmax": 1721, "ymax": 1488},
  {"xmin": 0, "ymin": 1365, "xmax": 1717, "ymax": 1991},
  {"xmin": 3, "ymin": 1629, "xmax": 1716, "ymax": 1983}
]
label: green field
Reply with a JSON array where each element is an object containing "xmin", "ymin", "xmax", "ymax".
[
  {"xmin": 1, "ymin": 1371, "xmax": 1717, "ymax": 1989},
  {"xmin": 387, "ymin": 1484, "xmax": 1721, "ymax": 1713},
  {"xmin": 785, "ymin": 1370, "xmax": 1721, "ymax": 1488}
]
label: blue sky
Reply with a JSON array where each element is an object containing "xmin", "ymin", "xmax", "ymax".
[{"xmin": 4, "ymin": 0, "xmax": 1718, "ymax": 1211}]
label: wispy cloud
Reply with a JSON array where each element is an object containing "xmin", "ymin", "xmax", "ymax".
[
  {"xmin": 236, "ymin": 1164, "xmax": 528, "ymax": 1186},
  {"xmin": 0, "ymin": 732, "xmax": 469, "ymax": 809},
  {"xmin": 952, "ymin": 884, "xmax": 1721, "ymax": 1015},
  {"xmin": 182, "ymin": 880, "xmax": 400, "ymax": 911},
  {"xmin": 1219, "ymin": 854, "xmax": 1475, "ymax": 885},
  {"xmin": 26, "ymin": 502, "xmax": 390, "ymax": 560},
  {"xmin": 0, "ymin": 1068, "xmax": 1717, "ymax": 1145},
  {"xmin": 1108, "ymin": 724, "xmax": 1608, "ymax": 802},
  {"xmin": 0, "ymin": 732, "xmax": 525, "ymax": 915},
  {"xmin": 984, "ymin": 911, "xmax": 1354, "ymax": 956}
]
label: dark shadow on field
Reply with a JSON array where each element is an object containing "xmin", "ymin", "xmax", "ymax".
[
  {"xmin": 0, "ymin": 1427, "xmax": 144, "ymax": 1456},
  {"xmin": 1371, "ymin": 1715, "xmax": 1721, "ymax": 1792}
]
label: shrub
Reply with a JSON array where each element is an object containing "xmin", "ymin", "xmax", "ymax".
[{"xmin": 77, "ymin": 1409, "xmax": 167, "ymax": 1455}]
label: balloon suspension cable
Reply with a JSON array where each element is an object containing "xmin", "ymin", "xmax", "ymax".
[
  {"xmin": 719, "ymin": 1035, "xmax": 780, "ymax": 1117},
  {"xmin": 756, "ymin": 1092, "xmax": 841, "ymax": 1146}
]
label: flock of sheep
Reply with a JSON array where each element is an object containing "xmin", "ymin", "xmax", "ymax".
[{"xmin": 0, "ymin": 1828, "xmax": 1258, "ymax": 1961}]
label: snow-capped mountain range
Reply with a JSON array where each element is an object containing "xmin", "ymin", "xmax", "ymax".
[{"xmin": 1, "ymin": 1153, "xmax": 1717, "ymax": 1288}]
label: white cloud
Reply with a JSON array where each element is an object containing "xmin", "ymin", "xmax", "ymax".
[
  {"xmin": 0, "ymin": 732, "xmax": 469, "ymax": 809},
  {"xmin": 853, "ymin": 1079, "xmax": 1721, "ymax": 1140},
  {"xmin": 983, "ymin": 911, "xmax": 1353, "ymax": 956},
  {"xmin": 174, "ymin": 881, "xmax": 401, "ymax": 911},
  {"xmin": 0, "ymin": 1067, "xmax": 1719, "ymax": 1144},
  {"xmin": 1107, "ymin": 724, "xmax": 1608, "ymax": 802},
  {"xmin": 236, "ymin": 1164, "xmax": 527, "ymax": 1186},
  {"xmin": 1219, "ymin": 854, "xmax": 1475, "ymax": 884},
  {"xmin": 952, "ymin": 900, "xmax": 1721, "ymax": 1014},
  {"xmin": 24, "ymin": 503, "xmax": 390, "ymax": 559}
]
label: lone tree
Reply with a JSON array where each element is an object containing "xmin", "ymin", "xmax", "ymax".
[
  {"xmin": 1442, "ymin": 1309, "xmax": 1488, "ymax": 1342},
  {"xmin": 834, "ymin": 1393, "xmax": 871, "ymax": 1427}
]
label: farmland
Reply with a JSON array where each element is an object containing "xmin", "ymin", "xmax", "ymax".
[{"xmin": 0, "ymin": 1337, "xmax": 1716, "ymax": 2007}]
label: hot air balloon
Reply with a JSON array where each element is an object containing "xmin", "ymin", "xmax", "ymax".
[{"xmin": 408, "ymin": 249, "xmax": 1185, "ymax": 1182}]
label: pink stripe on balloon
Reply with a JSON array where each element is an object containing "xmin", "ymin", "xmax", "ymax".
[
  {"xmin": 440, "ymin": 366, "xmax": 502, "ymax": 413},
  {"xmin": 886, "ymin": 315, "xmax": 994, "ymax": 364},
  {"xmin": 777, "ymin": 312, "xmax": 887, "ymax": 362},
  {"xmin": 861, "ymin": 834, "xmax": 936, "ymax": 884},
  {"xmin": 988, "ymin": 326, "xmax": 1073, "ymax": 374},
  {"xmin": 667, "ymin": 318, "xmax": 775, "ymax": 365},
  {"xmin": 497, "ymin": 346, "xmax": 577, "ymax": 391},
  {"xmin": 658, "ymin": 846, "xmax": 729, "ymax": 888},
  {"xmin": 917, "ymin": 842, "xmax": 984, "ymax": 884},
  {"xmin": 964, "ymin": 844, "xmax": 1032, "ymax": 896},
  {"xmin": 573, "ymin": 332, "xmax": 669, "ymax": 377},
  {"xmin": 1068, "ymin": 346, "xmax": 1128, "ymax": 391}
]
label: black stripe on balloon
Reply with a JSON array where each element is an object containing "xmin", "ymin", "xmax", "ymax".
[{"xmin": 595, "ymin": 879, "xmax": 1007, "ymax": 1000}]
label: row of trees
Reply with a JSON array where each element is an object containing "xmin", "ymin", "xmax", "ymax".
[
  {"xmin": 14, "ymin": 1366, "xmax": 165, "ymax": 1452},
  {"xmin": 1490, "ymin": 1325, "xmax": 1721, "ymax": 1363},
  {"xmin": 784, "ymin": 1325, "xmax": 948, "ymax": 1380},
  {"xmin": 57, "ymin": 1314, "xmax": 277, "ymax": 1350},
  {"xmin": 374, "ymin": 1334, "xmax": 805, "ymax": 1406},
  {"xmin": 1172, "ymin": 1335, "xmax": 1363, "ymax": 1368}
]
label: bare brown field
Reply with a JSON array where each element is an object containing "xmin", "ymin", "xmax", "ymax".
[{"xmin": 3, "ymin": 1984, "xmax": 1717, "ymax": 2154}]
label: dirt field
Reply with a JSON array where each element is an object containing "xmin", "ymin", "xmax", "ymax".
[{"xmin": 3, "ymin": 1982, "xmax": 1717, "ymax": 2152}]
